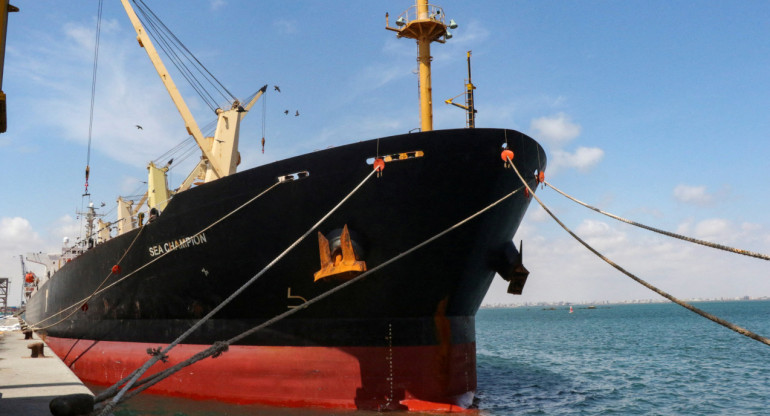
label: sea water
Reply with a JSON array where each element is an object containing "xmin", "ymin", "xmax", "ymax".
[{"xmin": 111, "ymin": 301, "xmax": 770, "ymax": 415}]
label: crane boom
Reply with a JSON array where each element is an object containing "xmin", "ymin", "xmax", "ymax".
[{"xmin": 119, "ymin": 0, "xmax": 226, "ymax": 178}]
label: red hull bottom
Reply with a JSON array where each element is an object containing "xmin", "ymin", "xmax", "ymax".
[{"xmin": 46, "ymin": 337, "xmax": 477, "ymax": 412}]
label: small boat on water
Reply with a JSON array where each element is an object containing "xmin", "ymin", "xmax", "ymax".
[{"xmin": 21, "ymin": 0, "xmax": 546, "ymax": 411}]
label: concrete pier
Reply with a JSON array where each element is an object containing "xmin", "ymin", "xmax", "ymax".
[{"xmin": 0, "ymin": 317, "xmax": 94, "ymax": 415}]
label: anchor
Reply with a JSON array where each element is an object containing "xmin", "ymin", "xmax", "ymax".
[
  {"xmin": 495, "ymin": 240, "xmax": 529, "ymax": 294},
  {"xmin": 314, "ymin": 225, "xmax": 367, "ymax": 282}
]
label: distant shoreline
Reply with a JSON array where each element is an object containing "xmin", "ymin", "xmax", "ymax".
[{"xmin": 481, "ymin": 296, "xmax": 770, "ymax": 309}]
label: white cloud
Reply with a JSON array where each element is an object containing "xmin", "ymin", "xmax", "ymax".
[
  {"xmin": 0, "ymin": 217, "xmax": 47, "ymax": 306},
  {"xmin": 527, "ymin": 113, "xmax": 602, "ymax": 174},
  {"xmin": 575, "ymin": 219, "xmax": 627, "ymax": 250},
  {"xmin": 273, "ymin": 19, "xmax": 298, "ymax": 35},
  {"xmin": 485, "ymin": 213, "xmax": 770, "ymax": 306},
  {"xmin": 550, "ymin": 146, "xmax": 604, "ymax": 174},
  {"xmin": 693, "ymin": 218, "xmax": 729, "ymax": 240},
  {"xmin": 18, "ymin": 18, "xmax": 202, "ymax": 169},
  {"xmin": 0, "ymin": 217, "xmax": 40, "ymax": 250},
  {"xmin": 673, "ymin": 184, "xmax": 714, "ymax": 206},
  {"xmin": 529, "ymin": 112, "xmax": 581, "ymax": 147},
  {"xmin": 49, "ymin": 215, "xmax": 81, "ymax": 245},
  {"xmin": 210, "ymin": 0, "xmax": 227, "ymax": 11}
]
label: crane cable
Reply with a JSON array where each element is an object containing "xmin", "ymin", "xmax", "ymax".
[
  {"xmin": 133, "ymin": 0, "xmax": 237, "ymax": 111},
  {"xmin": 84, "ymin": 0, "xmax": 104, "ymax": 196},
  {"xmin": 506, "ymin": 156, "xmax": 770, "ymax": 347}
]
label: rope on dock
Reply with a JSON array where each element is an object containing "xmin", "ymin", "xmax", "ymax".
[
  {"xmin": 545, "ymin": 180, "xmax": 770, "ymax": 261},
  {"xmin": 94, "ymin": 169, "xmax": 378, "ymax": 416},
  {"xmin": 91, "ymin": 183, "xmax": 526, "ymax": 414},
  {"xmin": 506, "ymin": 156, "xmax": 770, "ymax": 347}
]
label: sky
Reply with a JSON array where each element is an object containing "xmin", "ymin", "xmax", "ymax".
[{"xmin": 0, "ymin": 1, "xmax": 768, "ymax": 308}]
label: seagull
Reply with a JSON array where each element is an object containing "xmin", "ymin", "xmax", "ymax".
[
  {"xmin": 274, "ymin": 85, "xmax": 281, "ymax": 92},
  {"xmin": 295, "ymin": 110, "xmax": 299, "ymax": 117},
  {"xmin": 284, "ymin": 110, "xmax": 289, "ymax": 115},
  {"xmin": 135, "ymin": 125, "xmax": 143, "ymax": 130}
]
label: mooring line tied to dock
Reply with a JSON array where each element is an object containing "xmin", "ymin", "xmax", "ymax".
[
  {"xmin": 93, "ymin": 168, "xmax": 378, "ymax": 416},
  {"xmin": 30, "ymin": 179, "xmax": 285, "ymax": 332},
  {"xmin": 504, "ymin": 155, "xmax": 770, "ymax": 348},
  {"xmin": 90, "ymin": 171, "xmax": 527, "ymax": 415},
  {"xmin": 545, "ymin": 180, "xmax": 770, "ymax": 262}
]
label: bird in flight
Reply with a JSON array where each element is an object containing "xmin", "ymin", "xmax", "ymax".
[
  {"xmin": 274, "ymin": 85, "xmax": 281, "ymax": 93},
  {"xmin": 135, "ymin": 125, "xmax": 143, "ymax": 130},
  {"xmin": 295, "ymin": 110, "xmax": 299, "ymax": 117},
  {"xmin": 284, "ymin": 110, "xmax": 289, "ymax": 115}
]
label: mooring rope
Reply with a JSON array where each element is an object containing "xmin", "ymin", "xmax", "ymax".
[
  {"xmin": 545, "ymin": 180, "xmax": 770, "ymax": 261},
  {"xmin": 28, "ymin": 181, "xmax": 281, "ymax": 330},
  {"xmin": 29, "ymin": 226, "xmax": 146, "ymax": 331},
  {"xmin": 91, "ymin": 183, "xmax": 525, "ymax": 413},
  {"xmin": 95, "ymin": 169, "xmax": 378, "ymax": 416},
  {"xmin": 507, "ymin": 157, "xmax": 770, "ymax": 347}
]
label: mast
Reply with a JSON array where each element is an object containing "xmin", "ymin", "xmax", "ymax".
[
  {"xmin": 386, "ymin": 0, "xmax": 457, "ymax": 132},
  {"xmin": 465, "ymin": 50, "xmax": 475, "ymax": 128},
  {"xmin": 444, "ymin": 50, "xmax": 476, "ymax": 128}
]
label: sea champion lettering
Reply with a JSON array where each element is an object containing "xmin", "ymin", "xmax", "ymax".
[{"xmin": 148, "ymin": 233, "xmax": 208, "ymax": 257}]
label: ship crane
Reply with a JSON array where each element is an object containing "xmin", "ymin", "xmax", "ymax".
[{"xmin": 115, "ymin": 0, "xmax": 266, "ymax": 236}]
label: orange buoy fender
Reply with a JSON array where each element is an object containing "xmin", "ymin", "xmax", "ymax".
[
  {"xmin": 500, "ymin": 149, "xmax": 514, "ymax": 162},
  {"xmin": 111, "ymin": 265, "xmax": 121, "ymax": 274},
  {"xmin": 373, "ymin": 158, "xmax": 385, "ymax": 172}
]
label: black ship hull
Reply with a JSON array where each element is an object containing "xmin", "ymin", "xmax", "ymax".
[{"xmin": 25, "ymin": 128, "xmax": 545, "ymax": 411}]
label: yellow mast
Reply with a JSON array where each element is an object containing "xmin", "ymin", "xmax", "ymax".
[{"xmin": 386, "ymin": 0, "xmax": 456, "ymax": 132}]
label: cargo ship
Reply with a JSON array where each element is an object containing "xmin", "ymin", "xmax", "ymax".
[{"xmin": 22, "ymin": 0, "xmax": 546, "ymax": 411}]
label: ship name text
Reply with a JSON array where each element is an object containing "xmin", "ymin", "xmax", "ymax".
[{"xmin": 149, "ymin": 233, "xmax": 208, "ymax": 257}]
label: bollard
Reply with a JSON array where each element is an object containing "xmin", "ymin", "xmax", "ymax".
[
  {"xmin": 50, "ymin": 393, "xmax": 95, "ymax": 416},
  {"xmin": 23, "ymin": 329, "xmax": 33, "ymax": 339},
  {"xmin": 27, "ymin": 341, "xmax": 45, "ymax": 357}
]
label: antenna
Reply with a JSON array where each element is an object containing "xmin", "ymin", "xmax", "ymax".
[{"xmin": 444, "ymin": 51, "xmax": 477, "ymax": 128}]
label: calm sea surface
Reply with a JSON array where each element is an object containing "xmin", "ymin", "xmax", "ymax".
[{"xmin": 110, "ymin": 301, "xmax": 770, "ymax": 415}]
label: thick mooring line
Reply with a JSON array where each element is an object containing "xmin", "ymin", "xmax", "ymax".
[{"xmin": 506, "ymin": 156, "xmax": 770, "ymax": 348}]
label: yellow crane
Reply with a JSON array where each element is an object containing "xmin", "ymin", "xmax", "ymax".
[{"xmin": 0, "ymin": 0, "xmax": 18, "ymax": 133}]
